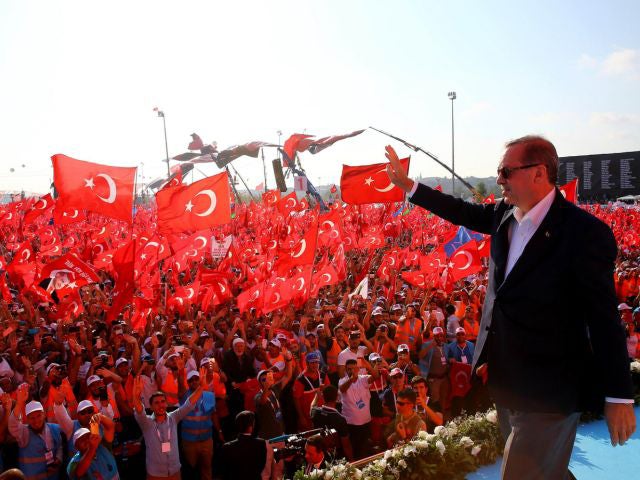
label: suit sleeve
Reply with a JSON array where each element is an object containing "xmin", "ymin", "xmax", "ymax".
[
  {"xmin": 409, "ymin": 183, "xmax": 496, "ymax": 234},
  {"xmin": 575, "ymin": 219, "xmax": 633, "ymax": 400}
]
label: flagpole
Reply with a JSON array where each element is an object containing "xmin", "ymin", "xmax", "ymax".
[
  {"xmin": 155, "ymin": 108, "xmax": 171, "ymax": 178},
  {"xmin": 228, "ymin": 164, "xmax": 257, "ymax": 202},
  {"xmin": 261, "ymin": 149, "xmax": 268, "ymax": 191},
  {"xmin": 224, "ymin": 166, "xmax": 244, "ymax": 205}
]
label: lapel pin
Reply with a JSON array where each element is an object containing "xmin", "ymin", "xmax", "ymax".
[{"xmin": 545, "ymin": 231, "xmax": 550, "ymax": 238}]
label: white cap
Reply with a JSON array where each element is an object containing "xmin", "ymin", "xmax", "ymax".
[
  {"xmin": 200, "ymin": 357, "xmax": 211, "ymax": 367},
  {"xmin": 115, "ymin": 358, "xmax": 129, "ymax": 367},
  {"xmin": 25, "ymin": 401, "xmax": 44, "ymax": 416},
  {"xmin": 46, "ymin": 363, "xmax": 61, "ymax": 375},
  {"xmin": 389, "ymin": 368, "xmax": 404, "ymax": 377},
  {"xmin": 86, "ymin": 375, "xmax": 101, "ymax": 386},
  {"xmin": 187, "ymin": 370, "xmax": 200, "ymax": 381},
  {"xmin": 269, "ymin": 338, "xmax": 281, "ymax": 348},
  {"xmin": 397, "ymin": 344, "xmax": 410, "ymax": 353},
  {"xmin": 73, "ymin": 428, "xmax": 91, "ymax": 446},
  {"xmin": 433, "ymin": 327, "xmax": 444, "ymax": 335},
  {"xmin": 77, "ymin": 400, "xmax": 95, "ymax": 413},
  {"xmin": 618, "ymin": 303, "xmax": 632, "ymax": 311},
  {"xmin": 368, "ymin": 352, "xmax": 382, "ymax": 362},
  {"xmin": 232, "ymin": 337, "xmax": 245, "ymax": 347},
  {"xmin": 455, "ymin": 327, "xmax": 466, "ymax": 334}
]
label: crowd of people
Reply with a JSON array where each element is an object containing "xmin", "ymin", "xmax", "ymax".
[{"xmin": 0, "ymin": 193, "xmax": 638, "ymax": 480}]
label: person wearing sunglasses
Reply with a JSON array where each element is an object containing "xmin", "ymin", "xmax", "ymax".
[
  {"xmin": 385, "ymin": 136, "xmax": 635, "ymax": 479},
  {"xmin": 385, "ymin": 388, "xmax": 426, "ymax": 448}
]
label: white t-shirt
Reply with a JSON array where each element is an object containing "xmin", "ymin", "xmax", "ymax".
[
  {"xmin": 338, "ymin": 375, "xmax": 372, "ymax": 426},
  {"xmin": 337, "ymin": 346, "xmax": 368, "ymax": 374}
]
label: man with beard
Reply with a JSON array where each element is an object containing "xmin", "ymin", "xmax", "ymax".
[
  {"xmin": 9, "ymin": 384, "xmax": 63, "ymax": 480},
  {"xmin": 293, "ymin": 352, "xmax": 330, "ymax": 431},
  {"xmin": 40, "ymin": 363, "xmax": 77, "ymax": 422},
  {"xmin": 133, "ymin": 368, "xmax": 205, "ymax": 480},
  {"xmin": 67, "ymin": 423, "xmax": 119, "ymax": 480},
  {"xmin": 222, "ymin": 337, "xmax": 256, "ymax": 436},
  {"xmin": 85, "ymin": 375, "xmax": 120, "ymax": 420}
]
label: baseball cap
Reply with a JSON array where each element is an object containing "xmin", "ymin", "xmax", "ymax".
[
  {"xmin": 72, "ymin": 428, "xmax": 91, "ymax": 446},
  {"xmin": 305, "ymin": 331, "xmax": 317, "ymax": 338},
  {"xmin": 77, "ymin": 400, "xmax": 95, "ymax": 414},
  {"xmin": 618, "ymin": 303, "xmax": 632, "ymax": 311},
  {"xmin": 397, "ymin": 344, "xmax": 410, "ymax": 353},
  {"xmin": 141, "ymin": 354, "xmax": 154, "ymax": 363},
  {"xmin": 46, "ymin": 363, "xmax": 61, "ymax": 375},
  {"xmin": 115, "ymin": 358, "xmax": 129, "ymax": 368},
  {"xmin": 200, "ymin": 331, "xmax": 210, "ymax": 338},
  {"xmin": 232, "ymin": 337, "xmax": 245, "ymax": 347},
  {"xmin": 257, "ymin": 369, "xmax": 270, "ymax": 381},
  {"xmin": 305, "ymin": 352, "xmax": 321, "ymax": 363},
  {"xmin": 455, "ymin": 327, "xmax": 466, "ymax": 334},
  {"xmin": 389, "ymin": 368, "xmax": 404, "ymax": 377},
  {"xmin": 433, "ymin": 327, "xmax": 444, "ymax": 335},
  {"xmin": 200, "ymin": 357, "xmax": 211, "ymax": 367},
  {"xmin": 25, "ymin": 401, "xmax": 44, "ymax": 416},
  {"xmin": 86, "ymin": 375, "xmax": 102, "ymax": 386},
  {"xmin": 269, "ymin": 338, "xmax": 281, "ymax": 349},
  {"xmin": 391, "ymin": 304, "xmax": 403, "ymax": 311},
  {"xmin": 371, "ymin": 307, "xmax": 384, "ymax": 316},
  {"xmin": 187, "ymin": 370, "xmax": 200, "ymax": 381},
  {"xmin": 368, "ymin": 352, "xmax": 382, "ymax": 362},
  {"xmin": 276, "ymin": 333, "xmax": 288, "ymax": 343}
]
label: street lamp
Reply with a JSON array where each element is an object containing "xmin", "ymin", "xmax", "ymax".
[
  {"xmin": 448, "ymin": 91, "xmax": 456, "ymax": 195},
  {"xmin": 154, "ymin": 107, "xmax": 171, "ymax": 178}
]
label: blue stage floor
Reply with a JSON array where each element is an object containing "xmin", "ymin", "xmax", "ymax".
[{"xmin": 468, "ymin": 406, "xmax": 640, "ymax": 479}]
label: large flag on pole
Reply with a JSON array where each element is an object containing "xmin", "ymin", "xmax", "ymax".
[
  {"xmin": 340, "ymin": 158, "xmax": 410, "ymax": 204},
  {"xmin": 52, "ymin": 154, "xmax": 136, "ymax": 222},
  {"xmin": 156, "ymin": 172, "xmax": 231, "ymax": 233}
]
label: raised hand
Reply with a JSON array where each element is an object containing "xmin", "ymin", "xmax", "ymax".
[{"xmin": 385, "ymin": 145, "xmax": 414, "ymax": 193}]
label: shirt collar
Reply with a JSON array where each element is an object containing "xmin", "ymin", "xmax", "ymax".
[{"xmin": 513, "ymin": 188, "xmax": 556, "ymax": 228}]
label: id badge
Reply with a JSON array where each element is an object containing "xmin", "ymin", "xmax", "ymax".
[
  {"xmin": 44, "ymin": 450, "xmax": 54, "ymax": 464},
  {"xmin": 440, "ymin": 356, "xmax": 447, "ymax": 365},
  {"xmin": 161, "ymin": 442, "xmax": 171, "ymax": 453},
  {"xmin": 461, "ymin": 356, "xmax": 468, "ymax": 364},
  {"xmin": 275, "ymin": 410, "xmax": 283, "ymax": 423}
]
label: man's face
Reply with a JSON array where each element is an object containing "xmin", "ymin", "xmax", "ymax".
[
  {"xmin": 496, "ymin": 144, "xmax": 540, "ymax": 207},
  {"xmin": 304, "ymin": 443, "xmax": 322, "ymax": 465},
  {"xmin": 434, "ymin": 333, "xmax": 445, "ymax": 345},
  {"xmin": 77, "ymin": 407, "xmax": 95, "ymax": 427},
  {"xmin": 116, "ymin": 362, "xmax": 130, "ymax": 378},
  {"xmin": 307, "ymin": 360, "xmax": 320, "ymax": 373},
  {"xmin": 395, "ymin": 396, "xmax": 414, "ymax": 416},
  {"xmin": 406, "ymin": 306, "xmax": 416, "ymax": 318},
  {"xmin": 89, "ymin": 380, "xmax": 105, "ymax": 396},
  {"xmin": 188, "ymin": 375, "xmax": 200, "ymax": 391},
  {"xmin": 26, "ymin": 411, "xmax": 45, "ymax": 432},
  {"xmin": 456, "ymin": 332, "xmax": 466, "ymax": 344},
  {"xmin": 233, "ymin": 341, "xmax": 245, "ymax": 356},
  {"xmin": 346, "ymin": 363, "xmax": 358, "ymax": 378},
  {"xmin": 306, "ymin": 335, "xmax": 317, "ymax": 348},
  {"xmin": 335, "ymin": 329, "xmax": 345, "ymax": 342},
  {"xmin": 75, "ymin": 434, "xmax": 91, "ymax": 453},
  {"xmin": 151, "ymin": 395, "xmax": 167, "ymax": 416},
  {"xmin": 348, "ymin": 335, "xmax": 360, "ymax": 349},
  {"xmin": 412, "ymin": 381, "xmax": 428, "ymax": 398},
  {"xmin": 391, "ymin": 374, "xmax": 405, "ymax": 390}
]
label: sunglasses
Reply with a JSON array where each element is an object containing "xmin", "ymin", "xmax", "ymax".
[{"xmin": 496, "ymin": 163, "xmax": 541, "ymax": 179}]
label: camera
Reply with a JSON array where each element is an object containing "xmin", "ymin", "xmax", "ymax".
[{"xmin": 272, "ymin": 427, "xmax": 337, "ymax": 462}]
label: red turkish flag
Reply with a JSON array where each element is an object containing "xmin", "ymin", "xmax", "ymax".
[
  {"xmin": 262, "ymin": 277, "xmax": 290, "ymax": 314},
  {"xmin": 482, "ymin": 193, "xmax": 495, "ymax": 204},
  {"xmin": 52, "ymin": 154, "xmax": 136, "ymax": 223},
  {"xmin": 450, "ymin": 362, "xmax": 472, "ymax": 398},
  {"xmin": 283, "ymin": 133, "xmax": 314, "ymax": 167},
  {"xmin": 262, "ymin": 189, "xmax": 281, "ymax": 206},
  {"xmin": 401, "ymin": 270, "xmax": 429, "ymax": 288},
  {"xmin": 278, "ymin": 222, "xmax": 318, "ymax": 271},
  {"xmin": 156, "ymin": 172, "xmax": 231, "ymax": 234},
  {"xmin": 477, "ymin": 236, "xmax": 491, "ymax": 258},
  {"xmin": 559, "ymin": 178, "xmax": 578, "ymax": 204},
  {"xmin": 283, "ymin": 265, "xmax": 313, "ymax": 306},
  {"xmin": 278, "ymin": 192, "xmax": 299, "ymax": 216},
  {"xmin": 236, "ymin": 282, "xmax": 265, "ymax": 314},
  {"xmin": 23, "ymin": 194, "xmax": 54, "ymax": 225},
  {"xmin": 340, "ymin": 158, "xmax": 410, "ymax": 204},
  {"xmin": 449, "ymin": 240, "xmax": 482, "ymax": 282},
  {"xmin": 311, "ymin": 264, "xmax": 339, "ymax": 297},
  {"xmin": 53, "ymin": 206, "xmax": 87, "ymax": 225}
]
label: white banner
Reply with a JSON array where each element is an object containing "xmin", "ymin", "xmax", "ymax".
[
  {"xmin": 211, "ymin": 235, "xmax": 233, "ymax": 259},
  {"xmin": 293, "ymin": 175, "xmax": 308, "ymax": 192}
]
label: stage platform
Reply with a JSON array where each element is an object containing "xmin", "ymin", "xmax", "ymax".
[{"xmin": 468, "ymin": 406, "xmax": 640, "ymax": 479}]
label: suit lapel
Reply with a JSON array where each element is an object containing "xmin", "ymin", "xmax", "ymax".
[
  {"xmin": 491, "ymin": 206, "xmax": 514, "ymax": 286},
  {"xmin": 497, "ymin": 190, "xmax": 566, "ymax": 293}
]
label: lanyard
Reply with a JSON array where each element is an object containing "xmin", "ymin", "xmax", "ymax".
[
  {"xmin": 155, "ymin": 419, "xmax": 171, "ymax": 443},
  {"xmin": 302, "ymin": 373, "xmax": 321, "ymax": 391},
  {"xmin": 267, "ymin": 391, "xmax": 280, "ymax": 413}
]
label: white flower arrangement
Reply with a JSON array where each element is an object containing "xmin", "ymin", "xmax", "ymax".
[{"xmin": 295, "ymin": 409, "xmax": 503, "ymax": 480}]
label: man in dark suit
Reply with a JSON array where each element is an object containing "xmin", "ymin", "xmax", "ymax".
[
  {"xmin": 385, "ymin": 136, "xmax": 636, "ymax": 479},
  {"xmin": 219, "ymin": 410, "xmax": 271, "ymax": 480}
]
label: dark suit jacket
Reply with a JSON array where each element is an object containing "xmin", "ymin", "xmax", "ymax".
[
  {"xmin": 220, "ymin": 434, "xmax": 267, "ymax": 480},
  {"xmin": 411, "ymin": 184, "xmax": 633, "ymax": 413}
]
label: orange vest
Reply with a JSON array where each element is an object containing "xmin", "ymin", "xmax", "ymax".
[
  {"xmin": 44, "ymin": 379, "xmax": 77, "ymax": 421},
  {"xmin": 161, "ymin": 370, "xmax": 181, "ymax": 406},
  {"xmin": 326, "ymin": 339, "xmax": 344, "ymax": 373},
  {"xmin": 394, "ymin": 318, "xmax": 423, "ymax": 351}
]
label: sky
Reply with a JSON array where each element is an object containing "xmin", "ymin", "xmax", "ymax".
[{"xmin": 0, "ymin": 0, "xmax": 639, "ymax": 194}]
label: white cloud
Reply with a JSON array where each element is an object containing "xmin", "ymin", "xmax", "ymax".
[
  {"xmin": 578, "ymin": 48, "xmax": 640, "ymax": 80},
  {"xmin": 589, "ymin": 112, "xmax": 640, "ymax": 126},
  {"xmin": 602, "ymin": 48, "xmax": 639, "ymax": 77},
  {"xmin": 577, "ymin": 53, "xmax": 598, "ymax": 69}
]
